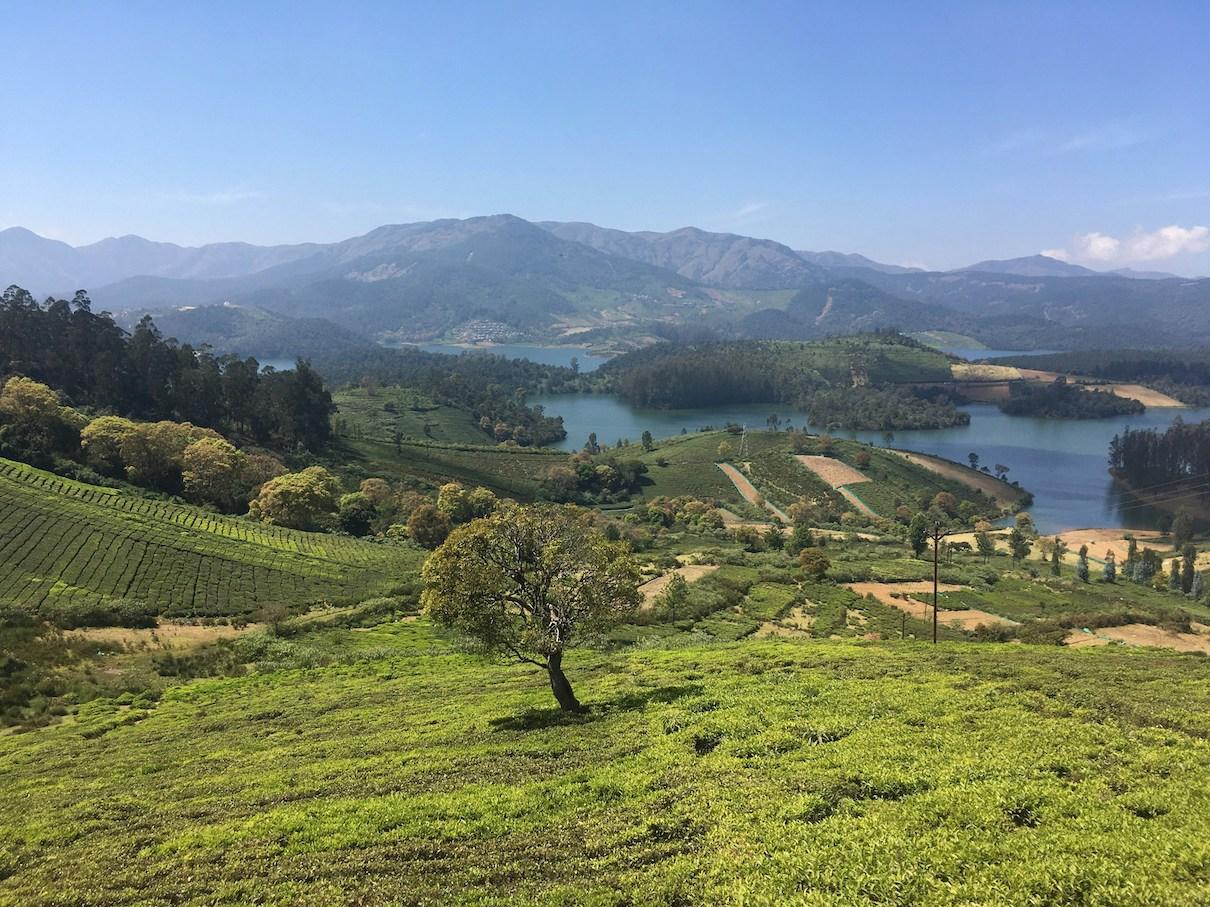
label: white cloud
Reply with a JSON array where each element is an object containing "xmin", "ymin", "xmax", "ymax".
[
  {"xmin": 989, "ymin": 121, "xmax": 1148, "ymax": 156},
  {"xmin": 1044, "ymin": 225, "xmax": 1210, "ymax": 265},
  {"xmin": 716, "ymin": 200, "xmax": 773, "ymax": 229}
]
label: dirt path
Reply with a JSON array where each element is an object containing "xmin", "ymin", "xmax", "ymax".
[
  {"xmin": 846, "ymin": 581, "xmax": 1018, "ymax": 629},
  {"xmin": 890, "ymin": 450, "xmax": 1026, "ymax": 504},
  {"xmin": 638, "ymin": 564, "xmax": 719, "ymax": 607},
  {"xmin": 717, "ymin": 463, "xmax": 791, "ymax": 522}
]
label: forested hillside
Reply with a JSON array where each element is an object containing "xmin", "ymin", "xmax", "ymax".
[{"xmin": 601, "ymin": 335, "xmax": 966, "ymax": 429}]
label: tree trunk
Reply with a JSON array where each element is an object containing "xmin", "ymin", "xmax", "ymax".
[{"xmin": 545, "ymin": 651, "xmax": 583, "ymax": 712}]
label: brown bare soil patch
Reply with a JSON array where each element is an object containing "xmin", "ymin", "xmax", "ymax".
[
  {"xmin": 1049, "ymin": 528, "xmax": 1165, "ymax": 565},
  {"xmin": 717, "ymin": 509, "xmax": 882, "ymax": 540},
  {"xmin": 639, "ymin": 564, "xmax": 719, "ymax": 607},
  {"xmin": 1065, "ymin": 624, "xmax": 1210, "ymax": 654},
  {"xmin": 755, "ymin": 606, "xmax": 815, "ymax": 638},
  {"xmin": 795, "ymin": 455, "xmax": 871, "ymax": 488},
  {"xmin": 846, "ymin": 581, "xmax": 1017, "ymax": 629},
  {"xmin": 1106, "ymin": 383, "xmax": 1185, "ymax": 407},
  {"xmin": 890, "ymin": 450, "xmax": 1025, "ymax": 504},
  {"xmin": 65, "ymin": 622, "xmax": 256, "ymax": 651},
  {"xmin": 951, "ymin": 363, "xmax": 1022, "ymax": 381}
]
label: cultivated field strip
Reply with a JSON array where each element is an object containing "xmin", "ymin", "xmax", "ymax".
[{"xmin": 0, "ymin": 458, "xmax": 418, "ymax": 616}]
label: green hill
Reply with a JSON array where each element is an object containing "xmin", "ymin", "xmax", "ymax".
[
  {"xmin": 0, "ymin": 458, "xmax": 420, "ymax": 619},
  {"xmin": 1, "ymin": 623, "xmax": 1207, "ymax": 904}
]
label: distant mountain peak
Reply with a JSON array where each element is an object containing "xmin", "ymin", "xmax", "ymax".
[
  {"xmin": 958, "ymin": 254, "xmax": 1099, "ymax": 278},
  {"xmin": 796, "ymin": 249, "xmax": 921, "ymax": 274}
]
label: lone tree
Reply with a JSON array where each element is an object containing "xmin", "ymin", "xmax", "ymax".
[
  {"xmin": 1076, "ymin": 544, "xmax": 1090, "ymax": 583},
  {"xmin": 422, "ymin": 503, "xmax": 640, "ymax": 712},
  {"xmin": 909, "ymin": 513, "xmax": 929, "ymax": 558}
]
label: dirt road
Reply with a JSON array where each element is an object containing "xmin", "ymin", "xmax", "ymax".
[{"xmin": 717, "ymin": 463, "xmax": 791, "ymax": 522}]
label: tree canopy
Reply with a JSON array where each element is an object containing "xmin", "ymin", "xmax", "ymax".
[{"xmin": 422, "ymin": 503, "xmax": 640, "ymax": 711}]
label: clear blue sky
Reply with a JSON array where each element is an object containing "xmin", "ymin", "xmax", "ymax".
[{"xmin": 3, "ymin": 1, "xmax": 1208, "ymax": 273}]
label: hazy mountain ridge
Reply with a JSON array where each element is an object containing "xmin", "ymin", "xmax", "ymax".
[
  {"xmin": 538, "ymin": 221, "xmax": 825, "ymax": 289},
  {"xmin": 4, "ymin": 217, "xmax": 1210, "ymax": 349}
]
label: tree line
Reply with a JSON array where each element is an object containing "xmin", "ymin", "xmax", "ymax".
[
  {"xmin": 1000, "ymin": 378, "xmax": 1143, "ymax": 419},
  {"xmin": 0, "ymin": 286, "xmax": 333, "ymax": 452},
  {"xmin": 1109, "ymin": 417, "xmax": 1210, "ymax": 490}
]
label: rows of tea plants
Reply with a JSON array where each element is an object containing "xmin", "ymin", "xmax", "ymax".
[{"xmin": 0, "ymin": 458, "xmax": 420, "ymax": 618}]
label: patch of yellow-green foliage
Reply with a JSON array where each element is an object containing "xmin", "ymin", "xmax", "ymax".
[
  {"xmin": 0, "ymin": 457, "xmax": 421, "ymax": 617},
  {"xmin": 332, "ymin": 385, "xmax": 490, "ymax": 446},
  {"xmin": 1, "ymin": 622, "xmax": 1208, "ymax": 905},
  {"xmin": 337, "ymin": 436, "xmax": 568, "ymax": 500}
]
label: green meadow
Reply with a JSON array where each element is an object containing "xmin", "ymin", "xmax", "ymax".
[{"xmin": 2, "ymin": 621, "xmax": 1208, "ymax": 906}]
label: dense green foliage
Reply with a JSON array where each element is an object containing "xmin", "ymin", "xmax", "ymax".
[
  {"xmin": 0, "ymin": 286, "xmax": 334, "ymax": 452},
  {"xmin": 602, "ymin": 335, "xmax": 966, "ymax": 430},
  {"xmin": 1000, "ymin": 378, "xmax": 1145, "ymax": 419},
  {"xmin": 808, "ymin": 385, "xmax": 969, "ymax": 430}
]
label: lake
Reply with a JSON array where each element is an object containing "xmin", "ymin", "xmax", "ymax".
[{"xmin": 532, "ymin": 392, "xmax": 1210, "ymax": 534}]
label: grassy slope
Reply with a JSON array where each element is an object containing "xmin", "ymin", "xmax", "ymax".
[
  {"xmin": 2, "ymin": 623, "xmax": 1208, "ymax": 905},
  {"xmin": 332, "ymin": 385, "xmax": 490, "ymax": 446},
  {"xmin": 0, "ymin": 458, "xmax": 420, "ymax": 617},
  {"xmin": 337, "ymin": 437, "xmax": 568, "ymax": 500}
]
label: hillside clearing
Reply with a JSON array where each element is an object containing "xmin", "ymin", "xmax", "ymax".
[
  {"xmin": 1108, "ymin": 383, "xmax": 1185, "ymax": 407},
  {"xmin": 794, "ymin": 455, "xmax": 870, "ymax": 488},
  {"xmin": 63, "ymin": 622, "xmax": 258, "ymax": 651},
  {"xmin": 1065, "ymin": 623, "xmax": 1210, "ymax": 654},
  {"xmin": 889, "ymin": 450, "xmax": 1027, "ymax": 504},
  {"xmin": 847, "ymin": 582, "xmax": 1019, "ymax": 629},
  {"xmin": 638, "ymin": 565, "xmax": 719, "ymax": 605}
]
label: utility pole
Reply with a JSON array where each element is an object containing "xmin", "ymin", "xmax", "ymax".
[{"xmin": 930, "ymin": 523, "xmax": 948, "ymax": 644}]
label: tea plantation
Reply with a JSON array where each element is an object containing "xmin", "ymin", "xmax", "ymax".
[
  {"xmin": 1, "ymin": 622, "xmax": 1208, "ymax": 905},
  {"xmin": 0, "ymin": 457, "xmax": 421, "ymax": 618}
]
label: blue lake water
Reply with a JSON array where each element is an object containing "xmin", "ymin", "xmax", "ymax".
[{"xmin": 532, "ymin": 392, "xmax": 1210, "ymax": 534}]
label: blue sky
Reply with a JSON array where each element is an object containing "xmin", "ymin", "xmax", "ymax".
[{"xmin": 2, "ymin": 1, "xmax": 1208, "ymax": 273}]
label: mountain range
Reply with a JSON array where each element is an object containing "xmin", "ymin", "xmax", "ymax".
[{"xmin": 1, "ymin": 217, "xmax": 1207, "ymax": 352}]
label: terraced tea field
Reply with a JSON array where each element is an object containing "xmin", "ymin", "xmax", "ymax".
[{"xmin": 0, "ymin": 458, "xmax": 421, "ymax": 617}]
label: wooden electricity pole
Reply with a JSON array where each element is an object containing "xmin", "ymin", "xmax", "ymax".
[{"xmin": 930, "ymin": 523, "xmax": 948, "ymax": 644}]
